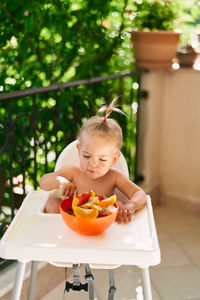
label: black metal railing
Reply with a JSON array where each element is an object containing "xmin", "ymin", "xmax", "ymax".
[{"xmin": 0, "ymin": 71, "xmax": 141, "ymax": 268}]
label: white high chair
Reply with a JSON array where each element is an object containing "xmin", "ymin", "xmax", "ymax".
[
  {"xmin": 0, "ymin": 140, "xmax": 161, "ymax": 300},
  {"xmin": 52, "ymin": 140, "xmax": 129, "ymax": 299}
]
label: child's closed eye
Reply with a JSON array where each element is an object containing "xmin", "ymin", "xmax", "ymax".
[
  {"xmin": 83, "ymin": 155, "xmax": 90, "ymax": 159},
  {"xmin": 99, "ymin": 158, "xmax": 107, "ymax": 162}
]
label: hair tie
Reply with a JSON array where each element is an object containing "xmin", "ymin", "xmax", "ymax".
[{"xmin": 104, "ymin": 117, "xmax": 107, "ymax": 121}]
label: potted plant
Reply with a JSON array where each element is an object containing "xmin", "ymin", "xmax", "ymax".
[
  {"xmin": 130, "ymin": 0, "xmax": 183, "ymax": 69},
  {"xmin": 177, "ymin": 44, "xmax": 199, "ymax": 67},
  {"xmin": 176, "ymin": 24, "xmax": 200, "ymax": 68}
]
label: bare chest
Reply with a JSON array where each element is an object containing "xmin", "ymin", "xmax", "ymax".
[{"xmin": 73, "ymin": 172, "xmax": 115, "ymax": 197}]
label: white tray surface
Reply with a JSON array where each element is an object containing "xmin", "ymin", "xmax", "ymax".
[{"xmin": 0, "ymin": 191, "xmax": 160, "ymax": 266}]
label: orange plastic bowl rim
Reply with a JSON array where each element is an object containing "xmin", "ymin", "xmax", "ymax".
[{"xmin": 60, "ymin": 196, "xmax": 118, "ymax": 235}]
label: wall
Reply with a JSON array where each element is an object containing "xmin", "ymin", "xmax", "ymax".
[{"xmin": 138, "ymin": 69, "xmax": 200, "ymax": 212}]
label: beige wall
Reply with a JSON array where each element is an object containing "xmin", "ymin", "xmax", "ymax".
[{"xmin": 138, "ymin": 69, "xmax": 200, "ymax": 212}]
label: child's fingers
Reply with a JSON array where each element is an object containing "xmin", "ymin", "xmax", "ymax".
[
  {"xmin": 63, "ymin": 184, "xmax": 78, "ymax": 197},
  {"xmin": 128, "ymin": 210, "xmax": 132, "ymax": 222},
  {"xmin": 56, "ymin": 176, "xmax": 68, "ymax": 188},
  {"xmin": 68, "ymin": 185, "xmax": 76, "ymax": 196},
  {"xmin": 73, "ymin": 187, "xmax": 78, "ymax": 197},
  {"xmin": 118, "ymin": 208, "xmax": 127, "ymax": 223},
  {"xmin": 116, "ymin": 208, "xmax": 123, "ymax": 224},
  {"xmin": 116, "ymin": 207, "xmax": 133, "ymax": 224},
  {"xmin": 61, "ymin": 185, "xmax": 67, "ymax": 196},
  {"xmin": 123, "ymin": 209, "xmax": 133, "ymax": 223},
  {"xmin": 122, "ymin": 209, "xmax": 128, "ymax": 224},
  {"xmin": 60, "ymin": 184, "xmax": 72, "ymax": 196}
]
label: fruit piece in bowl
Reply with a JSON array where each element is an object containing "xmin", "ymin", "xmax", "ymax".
[{"xmin": 60, "ymin": 190, "xmax": 118, "ymax": 235}]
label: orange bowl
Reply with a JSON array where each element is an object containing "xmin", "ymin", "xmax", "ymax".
[{"xmin": 60, "ymin": 196, "xmax": 118, "ymax": 235}]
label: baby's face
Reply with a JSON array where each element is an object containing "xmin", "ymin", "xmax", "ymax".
[{"xmin": 77, "ymin": 132, "xmax": 120, "ymax": 180}]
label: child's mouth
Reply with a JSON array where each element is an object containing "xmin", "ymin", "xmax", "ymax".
[{"xmin": 88, "ymin": 169, "xmax": 97, "ymax": 175}]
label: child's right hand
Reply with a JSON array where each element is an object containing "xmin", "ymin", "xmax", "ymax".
[
  {"xmin": 56, "ymin": 176, "xmax": 78, "ymax": 197},
  {"xmin": 115, "ymin": 200, "xmax": 135, "ymax": 224}
]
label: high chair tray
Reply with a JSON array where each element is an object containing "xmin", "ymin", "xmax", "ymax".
[{"xmin": 0, "ymin": 190, "xmax": 160, "ymax": 266}]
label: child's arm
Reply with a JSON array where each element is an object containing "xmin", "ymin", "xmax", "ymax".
[
  {"xmin": 40, "ymin": 167, "xmax": 78, "ymax": 213},
  {"xmin": 40, "ymin": 167, "xmax": 72, "ymax": 190},
  {"xmin": 114, "ymin": 170, "xmax": 147, "ymax": 224},
  {"xmin": 39, "ymin": 166, "xmax": 78, "ymax": 191}
]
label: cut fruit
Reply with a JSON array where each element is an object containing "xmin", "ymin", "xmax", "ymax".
[
  {"xmin": 107, "ymin": 205, "xmax": 118, "ymax": 213},
  {"xmin": 72, "ymin": 197, "xmax": 79, "ymax": 211},
  {"xmin": 89, "ymin": 189, "xmax": 95, "ymax": 198},
  {"xmin": 98, "ymin": 195, "xmax": 116, "ymax": 208},
  {"xmin": 82, "ymin": 197, "xmax": 100, "ymax": 208},
  {"xmin": 70, "ymin": 192, "xmax": 117, "ymax": 219},
  {"xmin": 91, "ymin": 204, "xmax": 102, "ymax": 211},
  {"xmin": 91, "ymin": 204, "xmax": 108, "ymax": 215},
  {"xmin": 74, "ymin": 206, "xmax": 99, "ymax": 219},
  {"xmin": 78, "ymin": 193, "xmax": 90, "ymax": 206}
]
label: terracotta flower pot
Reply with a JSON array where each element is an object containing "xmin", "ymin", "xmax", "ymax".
[
  {"xmin": 131, "ymin": 30, "xmax": 180, "ymax": 70},
  {"xmin": 177, "ymin": 51, "xmax": 199, "ymax": 68}
]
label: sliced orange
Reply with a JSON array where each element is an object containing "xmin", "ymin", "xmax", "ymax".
[
  {"xmin": 98, "ymin": 195, "xmax": 116, "ymax": 208},
  {"xmin": 90, "ymin": 204, "xmax": 108, "ymax": 215},
  {"xmin": 74, "ymin": 206, "xmax": 99, "ymax": 219},
  {"xmin": 72, "ymin": 197, "xmax": 79, "ymax": 211},
  {"xmin": 82, "ymin": 197, "xmax": 100, "ymax": 208},
  {"xmin": 89, "ymin": 189, "xmax": 95, "ymax": 198},
  {"xmin": 91, "ymin": 204, "xmax": 102, "ymax": 210}
]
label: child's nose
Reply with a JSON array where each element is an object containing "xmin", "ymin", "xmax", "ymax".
[{"xmin": 90, "ymin": 158, "xmax": 98, "ymax": 167}]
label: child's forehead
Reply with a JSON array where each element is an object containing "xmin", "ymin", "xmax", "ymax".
[
  {"xmin": 80, "ymin": 131, "xmax": 112, "ymax": 144},
  {"xmin": 80, "ymin": 132, "xmax": 117, "ymax": 153}
]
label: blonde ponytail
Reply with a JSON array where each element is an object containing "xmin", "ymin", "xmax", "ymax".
[{"xmin": 98, "ymin": 97, "xmax": 126, "ymax": 119}]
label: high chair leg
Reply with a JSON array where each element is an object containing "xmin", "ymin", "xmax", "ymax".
[
  {"xmin": 28, "ymin": 261, "xmax": 38, "ymax": 300},
  {"xmin": 108, "ymin": 269, "xmax": 116, "ymax": 300},
  {"xmin": 11, "ymin": 261, "xmax": 27, "ymax": 300},
  {"xmin": 140, "ymin": 267, "xmax": 152, "ymax": 300},
  {"xmin": 84, "ymin": 264, "xmax": 94, "ymax": 300}
]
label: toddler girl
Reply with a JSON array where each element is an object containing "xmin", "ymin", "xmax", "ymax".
[{"xmin": 39, "ymin": 99, "xmax": 147, "ymax": 223}]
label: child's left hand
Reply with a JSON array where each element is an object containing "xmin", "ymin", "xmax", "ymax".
[{"xmin": 116, "ymin": 201, "xmax": 136, "ymax": 224}]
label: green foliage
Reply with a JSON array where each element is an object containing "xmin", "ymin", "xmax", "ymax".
[
  {"xmin": 123, "ymin": 0, "xmax": 200, "ymax": 34},
  {"xmin": 130, "ymin": 0, "xmax": 183, "ymax": 31},
  {"xmin": 0, "ymin": 0, "xmax": 140, "ymax": 218},
  {"xmin": 0, "ymin": 0, "xmax": 134, "ymax": 92}
]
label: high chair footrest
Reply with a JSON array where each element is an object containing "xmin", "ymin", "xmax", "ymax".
[
  {"xmin": 65, "ymin": 281, "xmax": 88, "ymax": 292},
  {"xmin": 109, "ymin": 286, "xmax": 116, "ymax": 293},
  {"xmin": 85, "ymin": 273, "xmax": 94, "ymax": 281}
]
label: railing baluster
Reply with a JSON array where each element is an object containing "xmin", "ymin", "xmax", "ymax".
[
  {"xmin": 22, "ymin": 150, "xmax": 26, "ymax": 198},
  {"xmin": 54, "ymin": 91, "xmax": 59, "ymax": 162},
  {"xmin": 7, "ymin": 100, "xmax": 15, "ymax": 219},
  {"xmin": 44, "ymin": 142, "xmax": 48, "ymax": 174},
  {"xmin": 32, "ymin": 95, "xmax": 38, "ymax": 190}
]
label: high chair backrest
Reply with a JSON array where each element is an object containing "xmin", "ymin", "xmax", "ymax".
[{"xmin": 55, "ymin": 140, "xmax": 129, "ymax": 202}]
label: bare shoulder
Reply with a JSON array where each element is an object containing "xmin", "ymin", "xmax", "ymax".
[
  {"xmin": 107, "ymin": 168, "xmax": 126, "ymax": 183},
  {"xmin": 113, "ymin": 168, "xmax": 142, "ymax": 197},
  {"xmin": 110, "ymin": 168, "xmax": 128, "ymax": 179},
  {"xmin": 55, "ymin": 165, "xmax": 81, "ymax": 180}
]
